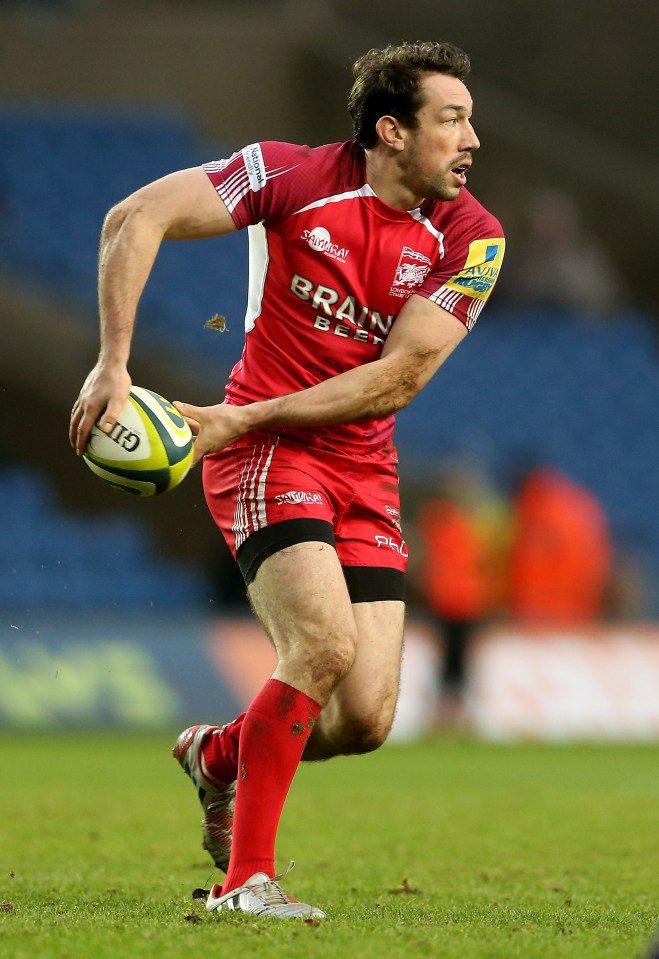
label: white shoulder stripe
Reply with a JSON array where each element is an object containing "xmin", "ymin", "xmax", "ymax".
[
  {"xmin": 265, "ymin": 164, "xmax": 300, "ymax": 181},
  {"xmin": 295, "ymin": 187, "xmax": 445, "ymax": 256},
  {"xmin": 295, "ymin": 184, "xmax": 377, "ymax": 216},
  {"xmin": 408, "ymin": 209, "xmax": 445, "ymax": 256}
]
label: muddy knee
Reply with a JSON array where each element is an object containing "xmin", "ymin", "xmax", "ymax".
[
  {"xmin": 322, "ymin": 644, "xmax": 356, "ymax": 694},
  {"xmin": 283, "ymin": 638, "xmax": 356, "ymax": 706}
]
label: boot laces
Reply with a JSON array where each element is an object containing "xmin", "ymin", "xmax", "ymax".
[{"xmin": 248, "ymin": 861, "xmax": 295, "ymax": 907}]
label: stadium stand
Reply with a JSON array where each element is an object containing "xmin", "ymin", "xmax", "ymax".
[
  {"xmin": 0, "ymin": 465, "xmax": 206, "ymax": 608},
  {"xmin": 396, "ymin": 308, "xmax": 659, "ymax": 612},
  {"xmin": 0, "ymin": 104, "xmax": 247, "ymax": 366},
  {"xmin": 1, "ymin": 106, "xmax": 658, "ymax": 612}
]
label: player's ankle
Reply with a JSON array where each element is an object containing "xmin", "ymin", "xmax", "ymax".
[{"xmin": 225, "ymin": 860, "xmax": 275, "ymax": 890}]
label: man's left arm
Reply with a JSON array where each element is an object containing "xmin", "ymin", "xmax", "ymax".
[{"xmin": 175, "ymin": 294, "xmax": 468, "ymax": 462}]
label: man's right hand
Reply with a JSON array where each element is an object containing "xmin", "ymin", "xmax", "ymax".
[
  {"xmin": 69, "ymin": 364, "xmax": 132, "ymax": 456},
  {"xmin": 173, "ymin": 400, "xmax": 253, "ymax": 465}
]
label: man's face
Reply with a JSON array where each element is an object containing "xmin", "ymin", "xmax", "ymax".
[{"xmin": 401, "ymin": 72, "xmax": 480, "ymax": 202}]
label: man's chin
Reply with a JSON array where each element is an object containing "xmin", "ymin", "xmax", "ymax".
[{"xmin": 430, "ymin": 184, "xmax": 461, "ymax": 202}]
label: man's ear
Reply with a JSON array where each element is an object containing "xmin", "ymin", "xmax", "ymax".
[{"xmin": 374, "ymin": 115, "xmax": 406, "ymax": 152}]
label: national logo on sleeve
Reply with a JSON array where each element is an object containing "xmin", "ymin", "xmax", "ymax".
[
  {"xmin": 444, "ymin": 238, "xmax": 506, "ymax": 301},
  {"xmin": 243, "ymin": 143, "xmax": 266, "ymax": 192}
]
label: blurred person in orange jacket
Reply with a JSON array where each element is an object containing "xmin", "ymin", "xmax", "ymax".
[
  {"xmin": 509, "ymin": 465, "xmax": 612, "ymax": 623},
  {"xmin": 416, "ymin": 461, "xmax": 510, "ymax": 727}
]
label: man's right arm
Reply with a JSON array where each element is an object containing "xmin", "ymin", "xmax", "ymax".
[{"xmin": 69, "ymin": 166, "xmax": 236, "ymax": 455}]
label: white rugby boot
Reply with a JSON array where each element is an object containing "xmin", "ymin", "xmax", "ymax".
[{"xmin": 206, "ymin": 863, "xmax": 326, "ymax": 919}]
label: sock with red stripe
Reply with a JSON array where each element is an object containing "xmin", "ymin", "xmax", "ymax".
[
  {"xmin": 222, "ymin": 678, "xmax": 322, "ymax": 891},
  {"xmin": 201, "ymin": 713, "xmax": 245, "ymax": 784}
]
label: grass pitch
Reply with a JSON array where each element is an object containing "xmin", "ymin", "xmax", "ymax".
[{"xmin": 1, "ymin": 732, "xmax": 657, "ymax": 959}]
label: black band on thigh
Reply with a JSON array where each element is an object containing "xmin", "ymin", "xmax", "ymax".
[
  {"xmin": 237, "ymin": 518, "xmax": 336, "ymax": 586},
  {"xmin": 342, "ymin": 566, "xmax": 405, "ymax": 603}
]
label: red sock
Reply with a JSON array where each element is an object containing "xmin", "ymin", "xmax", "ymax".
[
  {"xmin": 201, "ymin": 714, "xmax": 245, "ymax": 784},
  {"xmin": 223, "ymin": 678, "xmax": 321, "ymax": 891}
]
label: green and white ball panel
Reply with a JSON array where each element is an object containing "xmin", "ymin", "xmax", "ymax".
[
  {"xmin": 130, "ymin": 386, "xmax": 193, "ymax": 457},
  {"xmin": 83, "ymin": 386, "xmax": 194, "ymax": 496}
]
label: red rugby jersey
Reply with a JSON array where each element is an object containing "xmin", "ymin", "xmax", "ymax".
[{"xmin": 204, "ymin": 140, "xmax": 504, "ymax": 455}]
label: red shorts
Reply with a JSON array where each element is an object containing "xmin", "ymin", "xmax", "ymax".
[{"xmin": 202, "ymin": 432, "xmax": 407, "ymax": 601}]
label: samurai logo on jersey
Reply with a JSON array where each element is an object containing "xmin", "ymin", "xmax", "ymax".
[
  {"xmin": 301, "ymin": 226, "xmax": 350, "ymax": 263},
  {"xmin": 390, "ymin": 247, "xmax": 432, "ymax": 298},
  {"xmin": 275, "ymin": 490, "xmax": 324, "ymax": 506},
  {"xmin": 444, "ymin": 238, "xmax": 505, "ymax": 301}
]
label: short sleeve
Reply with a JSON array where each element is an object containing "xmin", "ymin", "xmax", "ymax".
[
  {"xmin": 419, "ymin": 229, "xmax": 505, "ymax": 331},
  {"xmin": 203, "ymin": 141, "xmax": 315, "ymax": 229}
]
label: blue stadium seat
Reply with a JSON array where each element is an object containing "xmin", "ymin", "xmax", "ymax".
[
  {"xmin": 0, "ymin": 465, "xmax": 206, "ymax": 610},
  {"xmin": 0, "ymin": 103, "xmax": 247, "ymax": 370}
]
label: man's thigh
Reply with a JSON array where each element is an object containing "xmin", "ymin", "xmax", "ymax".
[
  {"xmin": 327, "ymin": 600, "xmax": 406, "ymax": 724},
  {"xmin": 247, "ymin": 539, "xmax": 359, "ymax": 705},
  {"xmin": 300, "ymin": 598, "xmax": 405, "ymax": 757},
  {"xmin": 245, "ymin": 546, "xmax": 405, "ymax": 720}
]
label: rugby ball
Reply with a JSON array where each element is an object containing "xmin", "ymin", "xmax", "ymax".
[{"xmin": 83, "ymin": 386, "xmax": 194, "ymax": 496}]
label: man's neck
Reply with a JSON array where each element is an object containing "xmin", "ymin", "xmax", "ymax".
[{"xmin": 363, "ymin": 148, "xmax": 421, "ymax": 212}]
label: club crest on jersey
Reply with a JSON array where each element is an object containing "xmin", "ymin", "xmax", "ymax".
[
  {"xmin": 390, "ymin": 247, "xmax": 432, "ymax": 298},
  {"xmin": 301, "ymin": 226, "xmax": 350, "ymax": 263}
]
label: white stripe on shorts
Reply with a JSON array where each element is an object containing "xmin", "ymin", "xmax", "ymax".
[{"xmin": 232, "ymin": 439, "xmax": 279, "ymax": 550}]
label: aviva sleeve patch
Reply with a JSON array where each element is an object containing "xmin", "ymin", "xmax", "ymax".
[{"xmin": 444, "ymin": 238, "xmax": 506, "ymax": 301}]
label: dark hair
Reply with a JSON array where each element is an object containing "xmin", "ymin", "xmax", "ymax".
[{"xmin": 348, "ymin": 41, "xmax": 471, "ymax": 148}]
